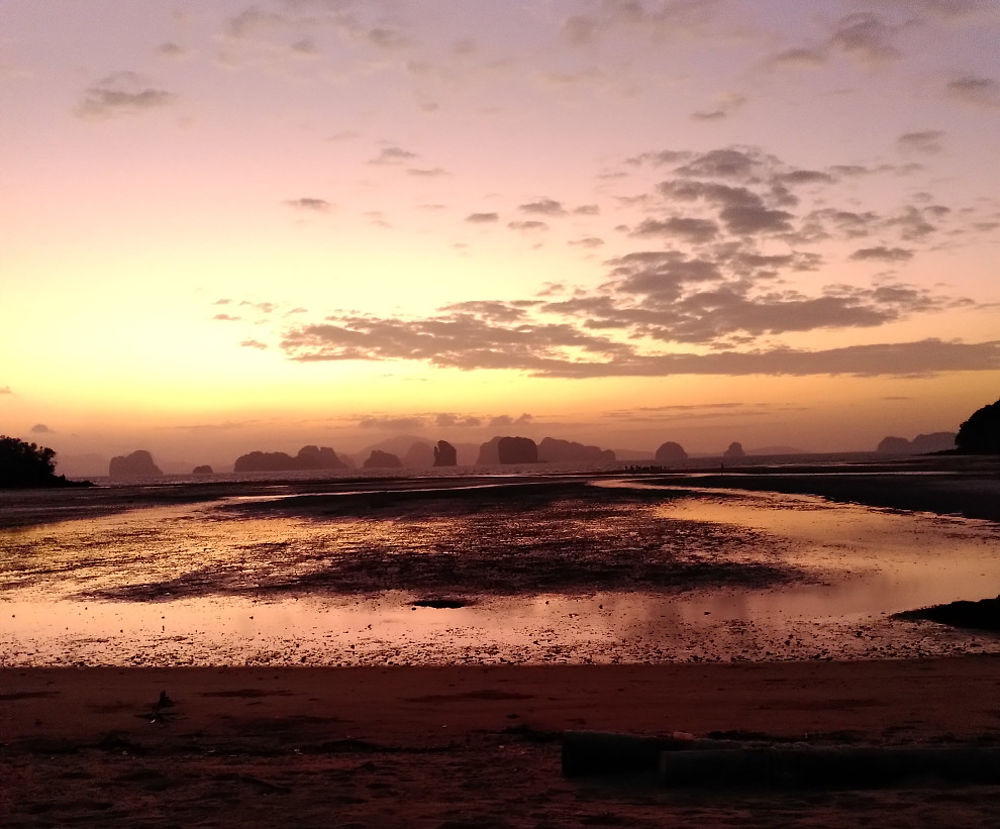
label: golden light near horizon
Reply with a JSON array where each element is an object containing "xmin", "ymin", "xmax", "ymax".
[{"xmin": 2, "ymin": 1, "xmax": 999, "ymax": 472}]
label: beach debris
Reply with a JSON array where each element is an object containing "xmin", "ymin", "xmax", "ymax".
[
  {"xmin": 411, "ymin": 597, "xmax": 468, "ymax": 609},
  {"xmin": 895, "ymin": 595, "xmax": 1000, "ymax": 632},
  {"xmin": 659, "ymin": 744, "xmax": 1000, "ymax": 788},
  {"xmin": 561, "ymin": 730, "xmax": 723, "ymax": 777},
  {"xmin": 139, "ymin": 690, "xmax": 177, "ymax": 724},
  {"xmin": 561, "ymin": 730, "xmax": 1000, "ymax": 787}
]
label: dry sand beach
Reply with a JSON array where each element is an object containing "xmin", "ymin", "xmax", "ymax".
[
  {"xmin": 3, "ymin": 658, "xmax": 1000, "ymax": 827},
  {"xmin": 3, "ymin": 459, "xmax": 1000, "ymax": 826}
]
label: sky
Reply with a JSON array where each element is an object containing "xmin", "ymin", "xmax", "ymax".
[{"xmin": 2, "ymin": 0, "xmax": 999, "ymax": 473}]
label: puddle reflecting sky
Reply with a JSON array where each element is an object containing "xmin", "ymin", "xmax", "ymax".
[{"xmin": 2, "ymin": 480, "xmax": 998, "ymax": 666}]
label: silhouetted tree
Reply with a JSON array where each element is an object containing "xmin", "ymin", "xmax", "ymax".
[
  {"xmin": 956, "ymin": 399, "xmax": 1000, "ymax": 454},
  {"xmin": 0, "ymin": 435, "xmax": 58, "ymax": 487}
]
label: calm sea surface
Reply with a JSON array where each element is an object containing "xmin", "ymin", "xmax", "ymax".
[{"xmin": 2, "ymin": 475, "xmax": 998, "ymax": 666}]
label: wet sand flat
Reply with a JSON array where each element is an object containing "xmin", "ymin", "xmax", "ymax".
[
  {"xmin": 648, "ymin": 455, "xmax": 1000, "ymax": 523},
  {"xmin": 4, "ymin": 476, "xmax": 1000, "ymax": 666},
  {"xmin": 3, "ymin": 658, "xmax": 1000, "ymax": 826}
]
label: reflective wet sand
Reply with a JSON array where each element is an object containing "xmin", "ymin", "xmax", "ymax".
[{"xmin": 2, "ymin": 478, "xmax": 998, "ymax": 666}]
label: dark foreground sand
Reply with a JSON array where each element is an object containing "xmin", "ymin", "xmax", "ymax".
[{"xmin": 3, "ymin": 658, "xmax": 1000, "ymax": 827}]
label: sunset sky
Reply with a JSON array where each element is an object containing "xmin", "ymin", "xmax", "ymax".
[{"xmin": 3, "ymin": 0, "xmax": 999, "ymax": 473}]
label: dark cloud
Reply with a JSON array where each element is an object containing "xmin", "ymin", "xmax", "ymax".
[
  {"xmin": 281, "ymin": 311, "xmax": 999, "ymax": 378},
  {"xmin": 690, "ymin": 94, "xmax": 745, "ymax": 122},
  {"xmin": 659, "ymin": 179, "xmax": 760, "ymax": 206},
  {"xmin": 631, "ymin": 217, "xmax": 718, "ymax": 243},
  {"xmin": 535, "ymin": 282, "xmax": 565, "ymax": 297},
  {"xmin": 507, "ymin": 220, "xmax": 549, "ymax": 232},
  {"xmin": 213, "ymin": 313, "xmax": 241, "ymax": 321},
  {"xmin": 946, "ymin": 75, "xmax": 1000, "ymax": 107},
  {"xmin": 829, "ymin": 13, "xmax": 901, "ymax": 63},
  {"xmin": 518, "ymin": 198, "xmax": 566, "ymax": 216},
  {"xmin": 273, "ymin": 141, "xmax": 978, "ymax": 380},
  {"xmin": 721, "ymin": 204, "xmax": 794, "ymax": 234},
  {"xmin": 175, "ymin": 420, "xmax": 256, "ymax": 432},
  {"xmin": 850, "ymin": 246, "xmax": 914, "ymax": 262},
  {"xmin": 603, "ymin": 251, "xmax": 720, "ymax": 301},
  {"xmin": 75, "ymin": 72, "xmax": 174, "ymax": 120},
  {"xmin": 674, "ymin": 148, "xmax": 762, "ymax": 179},
  {"xmin": 764, "ymin": 48, "xmax": 826, "ymax": 69},
  {"xmin": 240, "ymin": 301, "xmax": 277, "ymax": 313},
  {"xmin": 284, "ymin": 197, "xmax": 331, "ymax": 211},
  {"xmin": 795, "ymin": 208, "xmax": 879, "ymax": 242},
  {"xmin": 281, "ymin": 265, "xmax": 949, "ymax": 370},
  {"xmin": 359, "ymin": 416, "xmax": 425, "ymax": 430},
  {"xmin": 776, "ymin": 169, "xmax": 834, "ymax": 185},
  {"xmin": 441, "ymin": 301, "xmax": 530, "ymax": 323},
  {"xmin": 897, "ymin": 131, "xmax": 945, "ymax": 154},
  {"xmin": 887, "ymin": 207, "xmax": 936, "ymax": 240},
  {"xmin": 655, "ymin": 291, "xmax": 897, "ymax": 343},
  {"xmin": 407, "ymin": 167, "xmax": 449, "ymax": 177},
  {"xmin": 574, "ymin": 204, "xmax": 601, "ymax": 215},
  {"xmin": 829, "ymin": 164, "xmax": 874, "ymax": 178},
  {"xmin": 240, "ymin": 339, "xmax": 268, "ymax": 349},
  {"xmin": 435, "ymin": 413, "xmax": 482, "ymax": 428},
  {"xmin": 290, "ymin": 39, "xmax": 318, "ymax": 56},
  {"xmin": 214, "ymin": 298, "xmax": 232, "ymax": 305},
  {"xmin": 367, "ymin": 28, "xmax": 407, "ymax": 49},
  {"xmin": 626, "ymin": 149, "xmax": 690, "ymax": 166},
  {"xmin": 156, "ymin": 42, "xmax": 185, "ymax": 57},
  {"xmin": 603, "ymin": 402, "xmax": 787, "ymax": 423},
  {"xmin": 534, "ymin": 340, "xmax": 1000, "ymax": 379},
  {"xmin": 30, "ymin": 424, "xmax": 52, "ymax": 434},
  {"xmin": 281, "ymin": 313, "xmax": 631, "ymax": 370},
  {"xmin": 489, "ymin": 413, "xmax": 533, "ymax": 428},
  {"xmin": 568, "ymin": 236, "xmax": 605, "ymax": 248},
  {"xmin": 369, "ymin": 146, "xmax": 418, "ymax": 165}
]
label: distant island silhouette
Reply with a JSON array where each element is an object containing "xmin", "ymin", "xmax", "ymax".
[
  {"xmin": 476, "ymin": 436, "xmax": 538, "ymax": 464},
  {"xmin": 654, "ymin": 441, "xmax": 688, "ymax": 465},
  {"xmin": 51, "ymin": 396, "xmax": 998, "ymax": 480},
  {"xmin": 109, "ymin": 450, "xmax": 162, "ymax": 479},
  {"xmin": 723, "ymin": 441, "xmax": 746, "ymax": 460},
  {"xmin": 234, "ymin": 445, "xmax": 348, "ymax": 472},
  {"xmin": 1, "ymin": 435, "xmax": 91, "ymax": 489},
  {"xmin": 538, "ymin": 437, "xmax": 615, "ymax": 464},
  {"xmin": 877, "ymin": 432, "xmax": 956, "ymax": 455},
  {"xmin": 433, "ymin": 440, "xmax": 457, "ymax": 467},
  {"xmin": 363, "ymin": 449, "xmax": 402, "ymax": 469}
]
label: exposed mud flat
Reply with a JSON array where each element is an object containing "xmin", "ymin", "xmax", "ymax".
[{"xmin": 2, "ymin": 476, "xmax": 999, "ymax": 667}]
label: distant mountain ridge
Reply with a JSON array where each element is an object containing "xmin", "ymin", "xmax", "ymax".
[
  {"xmin": 877, "ymin": 432, "xmax": 956, "ymax": 455},
  {"xmin": 234, "ymin": 445, "xmax": 349, "ymax": 472}
]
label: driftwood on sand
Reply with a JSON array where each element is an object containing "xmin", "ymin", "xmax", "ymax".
[{"xmin": 562, "ymin": 730, "xmax": 1000, "ymax": 788}]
